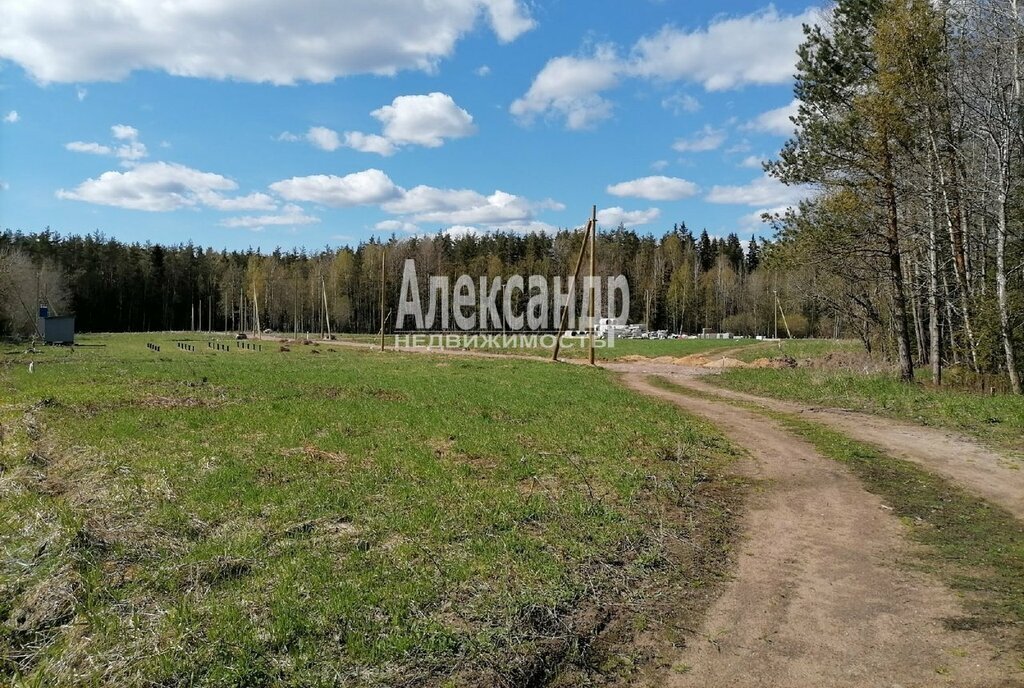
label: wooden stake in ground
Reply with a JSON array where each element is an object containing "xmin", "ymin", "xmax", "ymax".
[
  {"xmin": 379, "ymin": 248, "xmax": 386, "ymax": 352},
  {"xmin": 588, "ymin": 204, "xmax": 597, "ymax": 366},
  {"xmin": 552, "ymin": 218, "xmax": 593, "ymax": 362}
]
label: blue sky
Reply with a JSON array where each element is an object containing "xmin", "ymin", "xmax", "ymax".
[{"xmin": 0, "ymin": 1, "xmax": 816, "ymax": 251}]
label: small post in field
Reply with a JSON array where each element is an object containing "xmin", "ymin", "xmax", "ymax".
[{"xmin": 588, "ymin": 204, "xmax": 597, "ymax": 366}]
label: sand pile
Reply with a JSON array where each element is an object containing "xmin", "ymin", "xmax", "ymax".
[
  {"xmin": 749, "ymin": 355, "xmax": 798, "ymax": 369},
  {"xmin": 702, "ymin": 357, "xmax": 750, "ymax": 369}
]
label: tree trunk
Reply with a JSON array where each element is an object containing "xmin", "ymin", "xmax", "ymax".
[
  {"xmin": 995, "ymin": 195, "xmax": 1021, "ymax": 393},
  {"xmin": 928, "ymin": 185, "xmax": 942, "ymax": 386},
  {"xmin": 910, "ymin": 255, "xmax": 927, "ymax": 365},
  {"xmin": 882, "ymin": 142, "xmax": 915, "ymax": 382},
  {"xmin": 929, "ymin": 131, "xmax": 980, "ymax": 371}
]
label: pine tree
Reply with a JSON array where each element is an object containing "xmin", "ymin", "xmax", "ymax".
[
  {"xmin": 697, "ymin": 230, "xmax": 715, "ymax": 273},
  {"xmin": 771, "ymin": 0, "xmax": 917, "ymax": 381},
  {"xmin": 746, "ymin": 236, "xmax": 761, "ymax": 273}
]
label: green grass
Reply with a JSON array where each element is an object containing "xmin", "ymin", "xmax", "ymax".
[
  {"xmin": 712, "ymin": 367, "xmax": 1024, "ymax": 453},
  {"xmin": 648, "ymin": 375, "xmax": 1024, "ymax": 649},
  {"xmin": 0, "ymin": 333, "xmax": 743, "ymax": 686}
]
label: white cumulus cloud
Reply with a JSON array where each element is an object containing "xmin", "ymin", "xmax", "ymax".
[
  {"xmin": 295, "ymin": 93, "xmax": 474, "ymax": 156},
  {"xmin": 221, "ymin": 205, "xmax": 319, "ymax": 229},
  {"xmin": 597, "ymin": 206, "xmax": 661, "ymax": 228},
  {"xmin": 375, "ymin": 219, "xmax": 422, "ymax": 233},
  {"xmin": 672, "ymin": 125, "xmax": 726, "ymax": 153},
  {"xmin": 511, "ymin": 7, "xmax": 816, "ymax": 129},
  {"xmin": 706, "ymin": 173, "xmax": 811, "ymax": 207},
  {"xmin": 305, "ymin": 126, "xmax": 342, "ymax": 152},
  {"xmin": 510, "ymin": 45, "xmax": 620, "ymax": 130},
  {"xmin": 202, "ymin": 192, "xmax": 278, "ymax": 212},
  {"xmin": 57, "ymin": 161, "xmax": 282, "ymax": 212},
  {"xmin": 344, "ymin": 132, "xmax": 397, "ymax": 156},
  {"xmin": 0, "ymin": 1, "xmax": 535, "ymax": 84},
  {"xmin": 66, "ymin": 141, "xmax": 113, "ymax": 155},
  {"xmin": 111, "ymin": 124, "xmax": 138, "ymax": 140},
  {"xmin": 57, "ymin": 161, "xmax": 239, "ymax": 212},
  {"xmin": 65, "ymin": 124, "xmax": 149, "ymax": 163},
  {"xmin": 373, "ymin": 184, "xmax": 560, "ymax": 227},
  {"xmin": 381, "ymin": 185, "xmax": 539, "ymax": 225},
  {"xmin": 4, "ymin": 110, "xmax": 19, "ymax": 123},
  {"xmin": 745, "ymin": 99, "xmax": 800, "ymax": 136},
  {"xmin": 661, "ymin": 93, "xmax": 701, "ymax": 115},
  {"xmin": 628, "ymin": 8, "xmax": 820, "ymax": 91},
  {"xmin": 371, "ymin": 92, "xmax": 475, "ymax": 147},
  {"xmin": 270, "ymin": 169, "xmax": 402, "ymax": 207},
  {"xmin": 606, "ymin": 175, "xmax": 698, "ymax": 201}
]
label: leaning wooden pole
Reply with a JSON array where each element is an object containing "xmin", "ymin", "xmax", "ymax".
[
  {"xmin": 776, "ymin": 293, "xmax": 793, "ymax": 339},
  {"xmin": 321, "ymin": 275, "xmax": 332, "ymax": 340},
  {"xmin": 379, "ymin": 249, "xmax": 386, "ymax": 352},
  {"xmin": 588, "ymin": 204, "xmax": 597, "ymax": 366},
  {"xmin": 552, "ymin": 218, "xmax": 593, "ymax": 362}
]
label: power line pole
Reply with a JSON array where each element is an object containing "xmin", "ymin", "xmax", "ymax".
[{"xmin": 588, "ymin": 204, "xmax": 597, "ymax": 366}]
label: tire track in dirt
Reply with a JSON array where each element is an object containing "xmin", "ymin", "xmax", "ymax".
[
  {"xmin": 619, "ymin": 362, "xmax": 1024, "ymax": 521},
  {"xmin": 615, "ymin": 371, "xmax": 1020, "ymax": 688}
]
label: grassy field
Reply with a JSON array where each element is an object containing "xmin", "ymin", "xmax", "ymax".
[
  {"xmin": 1, "ymin": 333, "xmax": 743, "ymax": 686},
  {"xmin": 712, "ymin": 367, "xmax": 1024, "ymax": 453},
  {"xmin": 330, "ymin": 331, "xmax": 746, "ymax": 360}
]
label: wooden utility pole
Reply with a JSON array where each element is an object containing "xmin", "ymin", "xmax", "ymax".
[
  {"xmin": 775, "ymin": 292, "xmax": 792, "ymax": 339},
  {"xmin": 773, "ymin": 289, "xmax": 779, "ymax": 339},
  {"xmin": 588, "ymin": 204, "xmax": 597, "ymax": 366},
  {"xmin": 321, "ymin": 275, "xmax": 332, "ymax": 340},
  {"xmin": 645, "ymin": 290, "xmax": 651, "ymax": 332},
  {"xmin": 379, "ymin": 249, "xmax": 386, "ymax": 352},
  {"xmin": 552, "ymin": 217, "xmax": 593, "ymax": 362}
]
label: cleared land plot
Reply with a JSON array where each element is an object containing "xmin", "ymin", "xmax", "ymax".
[{"xmin": 1, "ymin": 333, "xmax": 743, "ymax": 686}]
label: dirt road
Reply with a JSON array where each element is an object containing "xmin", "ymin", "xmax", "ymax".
[
  {"xmin": 608, "ymin": 362, "xmax": 1024, "ymax": 521},
  {"xmin": 614, "ymin": 370, "xmax": 1019, "ymax": 687}
]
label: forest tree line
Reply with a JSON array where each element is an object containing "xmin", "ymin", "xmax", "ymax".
[
  {"xmin": 1, "ymin": 225, "xmax": 811, "ymax": 340},
  {"xmin": 769, "ymin": 0, "xmax": 1024, "ymax": 392}
]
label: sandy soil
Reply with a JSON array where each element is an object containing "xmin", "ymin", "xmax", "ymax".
[{"xmin": 614, "ymin": 371, "xmax": 1021, "ymax": 687}]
